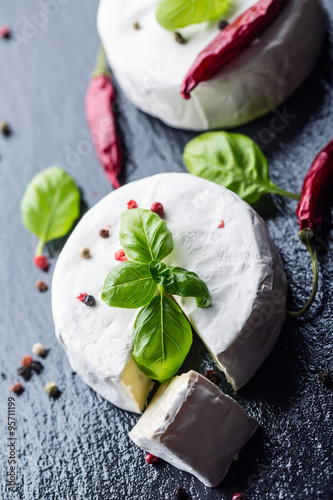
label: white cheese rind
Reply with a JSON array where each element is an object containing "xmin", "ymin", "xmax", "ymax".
[
  {"xmin": 97, "ymin": 0, "xmax": 325, "ymax": 130},
  {"xmin": 52, "ymin": 173, "xmax": 287, "ymax": 413},
  {"xmin": 129, "ymin": 370, "xmax": 259, "ymax": 487}
]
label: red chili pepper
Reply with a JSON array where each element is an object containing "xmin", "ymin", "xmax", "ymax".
[
  {"xmin": 180, "ymin": 0, "xmax": 289, "ymax": 99},
  {"xmin": 85, "ymin": 47, "xmax": 122, "ymax": 189},
  {"xmin": 288, "ymin": 140, "xmax": 333, "ymax": 317}
]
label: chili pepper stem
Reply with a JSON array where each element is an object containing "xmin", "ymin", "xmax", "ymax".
[
  {"xmin": 92, "ymin": 46, "xmax": 111, "ymax": 78},
  {"xmin": 286, "ymin": 230, "xmax": 319, "ymax": 318}
]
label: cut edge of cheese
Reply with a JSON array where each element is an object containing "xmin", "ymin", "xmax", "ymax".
[{"xmin": 129, "ymin": 370, "xmax": 259, "ymax": 487}]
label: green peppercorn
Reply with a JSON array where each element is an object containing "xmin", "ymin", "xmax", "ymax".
[
  {"xmin": 0, "ymin": 121, "xmax": 11, "ymax": 136},
  {"xmin": 45, "ymin": 381, "xmax": 58, "ymax": 396}
]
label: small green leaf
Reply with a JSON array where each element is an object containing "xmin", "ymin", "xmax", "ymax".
[
  {"xmin": 149, "ymin": 261, "xmax": 174, "ymax": 287},
  {"xmin": 164, "ymin": 267, "xmax": 211, "ymax": 308},
  {"xmin": 133, "ymin": 293, "xmax": 192, "ymax": 383},
  {"xmin": 120, "ymin": 208, "xmax": 174, "ymax": 264},
  {"xmin": 184, "ymin": 132, "xmax": 300, "ymax": 204},
  {"xmin": 101, "ymin": 262, "xmax": 157, "ymax": 309},
  {"xmin": 156, "ymin": 0, "xmax": 232, "ymax": 31},
  {"xmin": 21, "ymin": 166, "xmax": 81, "ymax": 254}
]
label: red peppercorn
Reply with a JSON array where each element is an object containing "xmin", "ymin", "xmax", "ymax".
[
  {"xmin": 115, "ymin": 249, "xmax": 127, "ymax": 262},
  {"xmin": 232, "ymin": 493, "xmax": 247, "ymax": 500},
  {"xmin": 205, "ymin": 369, "xmax": 219, "ymax": 384},
  {"xmin": 127, "ymin": 200, "xmax": 138, "ymax": 209},
  {"xmin": 34, "ymin": 255, "xmax": 49, "ymax": 271},
  {"xmin": 145, "ymin": 453, "xmax": 159, "ymax": 465},
  {"xmin": 10, "ymin": 383, "xmax": 24, "ymax": 394},
  {"xmin": 151, "ymin": 202, "xmax": 164, "ymax": 217},
  {"xmin": 0, "ymin": 25, "xmax": 11, "ymax": 38},
  {"xmin": 21, "ymin": 355, "xmax": 33, "ymax": 368},
  {"xmin": 77, "ymin": 293, "xmax": 88, "ymax": 302},
  {"xmin": 218, "ymin": 220, "xmax": 225, "ymax": 229}
]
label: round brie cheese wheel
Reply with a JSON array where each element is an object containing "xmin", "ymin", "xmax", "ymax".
[
  {"xmin": 97, "ymin": 0, "xmax": 325, "ymax": 130},
  {"xmin": 52, "ymin": 173, "xmax": 287, "ymax": 413}
]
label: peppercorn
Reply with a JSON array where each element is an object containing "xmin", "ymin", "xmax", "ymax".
[
  {"xmin": 11, "ymin": 383, "xmax": 24, "ymax": 394},
  {"xmin": 18, "ymin": 366, "xmax": 32, "ymax": 381},
  {"xmin": 1, "ymin": 372, "xmax": 7, "ymax": 380},
  {"xmin": 35, "ymin": 280, "xmax": 48, "ymax": 292},
  {"xmin": 127, "ymin": 199, "xmax": 138, "ymax": 209},
  {"xmin": 79, "ymin": 247, "xmax": 91, "ymax": 259},
  {"xmin": 151, "ymin": 202, "xmax": 164, "ymax": 217},
  {"xmin": 115, "ymin": 249, "xmax": 127, "ymax": 262},
  {"xmin": 34, "ymin": 255, "xmax": 49, "ymax": 271},
  {"xmin": 77, "ymin": 293, "xmax": 87, "ymax": 302},
  {"xmin": 218, "ymin": 220, "xmax": 225, "ymax": 229},
  {"xmin": 45, "ymin": 382, "xmax": 58, "ymax": 396},
  {"xmin": 0, "ymin": 26, "xmax": 11, "ymax": 38},
  {"xmin": 205, "ymin": 369, "xmax": 219, "ymax": 384},
  {"xmin": 133, "ymin": 21, "xmax": 141, "ymax": 30},
  {"xmin": 21, "ymin": 355, "xmax": 33, "ymax": 368},
  {"xmin": 145, "ymin": 453, "xmax": 159, "ymax": 465},
  {"xmin": 32, "ymin": 342, "xmax": 46, "ymax": 357},
  {"xmin": 173, "ymin": 486, "xmax": 189, "ymax": 499},
  {"xmin": 232, "ymin": 494, "xmax": 247, "ymax": 500},
  {"xmin": 175, "ymin": 32, "xmax": 187, "ymax": 45},
  {"xmin": 318, "ymin": 370, "xmax": 332, "ymax": 388},
  {"xmin": 83, "ymin": 294, "xmax": 96, "ymax": 307},
  {"xmin": 99, "ymin": 228, "xmax": 110, "ymax": 238},
  {"xmin": 218, "ymin": 19, "xmax": 229, "ymax": 31},
  {"xmin": 0, "ymin": 121, "xmax": 11, "ymax": 136},
  {"xmin": 30, "ymin": 361, "xmax": 43, "ymax": 374}
]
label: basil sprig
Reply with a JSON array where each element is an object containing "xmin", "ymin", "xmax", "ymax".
[
  {"xmin": 184, "ymin": 132, "xmax": 300, "ymax": 205},
  {"xmin": 156, "ymin": 0, "xmax": 232, "ymax": 31},
  {"xmin": 21, "ymin": 166, "xmax": 81, "ymax": 256},
  {"xmin": 101, "ymin": 208, "xmax": 211, "ymax": 384}
]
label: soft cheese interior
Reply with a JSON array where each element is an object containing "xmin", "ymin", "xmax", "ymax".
[
  {"xmin": 129, "ymin": 370, "xmax": 259, "ymax": 487},
  {"xmin": 52, "ymin": 173, "xmax": 287, "ymax": 413},
  {"xmin": 97, "ymin": 0, "xmax": 324, "ymax": 130}
]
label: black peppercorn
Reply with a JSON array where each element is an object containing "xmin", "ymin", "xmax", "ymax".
[
  {"xmin": 18, "ymin": 366, "xmax": 32, "ymax": 381},
  {"xmin": 205, "ymin": 369, "xmax": 219, "ymax": 384},
  {"xmin": 218, "ymin": 19, "xmax": 229, "ymax": 31},
  {"xmin": 318, "ymin": 370, "xmax": 332, "ymax": 388},
  {"xmin": 84, "ymin": 294, "xmax": 96, "ymax": 307},
  {"xmin": 30, "ymin": 361, "xmax": 44, "ymax": 374},
  {"xmin": 99, "ymin": 228, "xmax": 109, "ymax": 238},
  {"xmin": 173, "ymin": 487, "xmax": 189, "ymax": 500},
  {"xmin": 174, "ymin": 32, "xmax": 187, "ymax": 45}
]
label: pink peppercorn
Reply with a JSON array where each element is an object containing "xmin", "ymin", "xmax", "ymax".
[
  {"xmin": 232, "ymin": 494, "xmax": 247, "ymax": 500},
  {"xmin": 11, "ymin": 383, "xmax": 24, "ymax": 394},
  {"xmin": 21, "ymin": 356, "xmax": 33, "ymax": 368},
  {"xmin": 34, "ymin": 255, "xmax": 49, "ymax": 271},
  {"xmin": 151, "ymin": 202, "xmax": 164, "ymax": 217},
  {"xmin": 145, "ymin": 453, "xmax": 159, "ymax": 465},
  {"xmin": 218, "ymin": 220, "xmax": 225, "ymax": 229},
  {"xmin": 205, "ymin": 369, "xmax": 219, "ymax": 384},
  {"xmin": 0, "ymin": 26, "xmax": 10, "ymax": 39},
  {"xmin": 115, "ymin": 249, "xmax": 127, "ymax": 262},
  {"xmin": 77, "ymin": 293, "xmax": 87, "ymax": 302},
  {"xmin": 127, "ymin": 200, "xmax": 138, "ymax": 209}
]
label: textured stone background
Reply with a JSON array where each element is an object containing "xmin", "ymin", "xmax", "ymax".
[{"xmin": 0, "ymin": 1, "xmax": 332, "ymax": 499}]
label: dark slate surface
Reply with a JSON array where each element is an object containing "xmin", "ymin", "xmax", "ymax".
[{"xmin": 0, "ymin": 1, "xmax": 332, "ymax": 499}]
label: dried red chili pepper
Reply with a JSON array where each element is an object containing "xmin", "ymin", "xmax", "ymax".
[
  {"xmin": 86, "ymin": 46, "xmax": 122, "ymax": 189},
  {"xmin": 181, "ymin": 0, "xmax": 289, "ymax": 99},
  {"xmin": 288, "ymin": 140, "xmax": 333, "ymax": 317}
]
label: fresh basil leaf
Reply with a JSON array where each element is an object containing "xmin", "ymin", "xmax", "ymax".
[
  {"xmin": 21, "ymin": 166, "xmax": 80, "ymax": 254},
  {"xmin": 120, "ymin": 208, "xmax": 174, "ymax": 264},
  {"xmin": 101, "ymin": 262, "xmax": 157, "ymax": 309},
  {"xmin": 149, "ymin": 261, "xmax": 174, "ymax": 287},
  {"xmin": 164, "ymin": 266, "xmax": 211, "ymax": 308},
  {"xmin": 133, "ymin": 294, "xmax": 192, "ymax": 383},
  {"xmin": 184, "ymin": 132, "xmax": 299, "ymax": 205},
  {"xmin": 156, "ymin": 0, "xmax": 232, "ymax": 31}
]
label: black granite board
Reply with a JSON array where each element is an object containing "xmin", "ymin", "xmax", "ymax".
[{"xmin": 0, "ymin": 1, "xmax": 332, "ymax": 499}]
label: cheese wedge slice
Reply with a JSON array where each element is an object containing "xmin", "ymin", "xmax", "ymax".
[
  {"xmin": 129, "ymin": 370, "xmax": 259, "ymax": 487},
  {"xmin": 52, "ymin": 173, "xmax": 287, "ymax": 413},
  {"xmin": 97, "ymin": 0, "xmax": 325, "ymax": 130}
]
